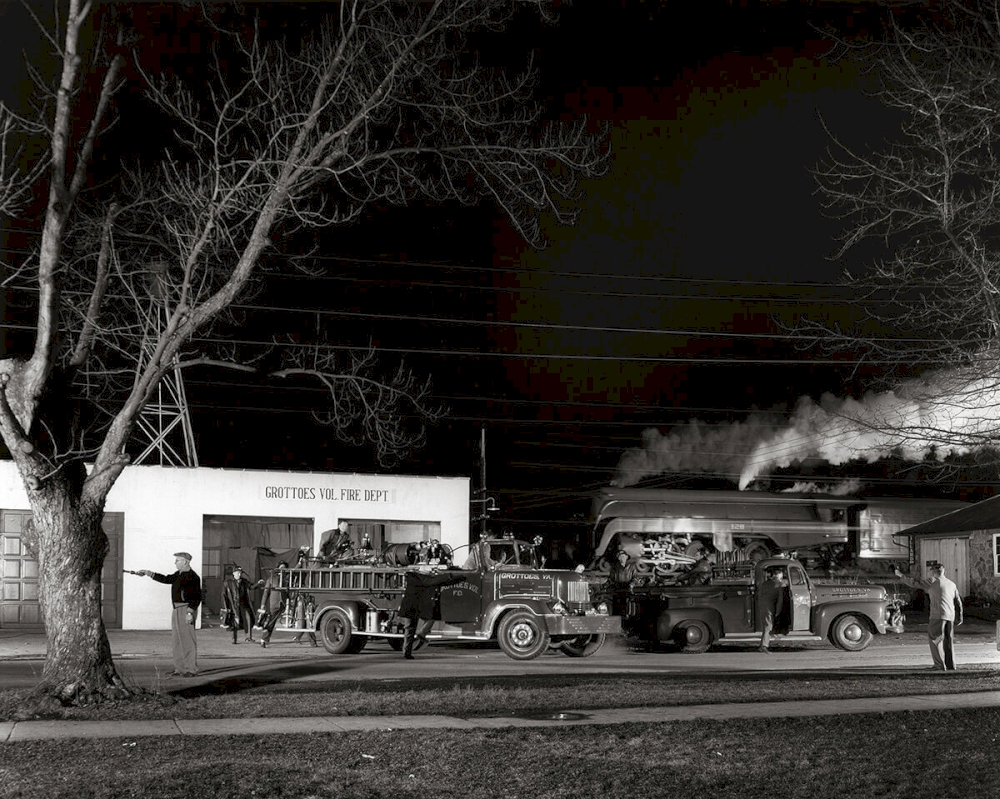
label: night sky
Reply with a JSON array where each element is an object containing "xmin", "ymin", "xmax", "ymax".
[{"xmin": 2, "ymin": 2, "xmax": 979, "ymax": 536}]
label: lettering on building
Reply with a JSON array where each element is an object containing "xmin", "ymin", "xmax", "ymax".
[{"xmin": 262, "ymin": 485, "xmax": 396, "ymax": 503}]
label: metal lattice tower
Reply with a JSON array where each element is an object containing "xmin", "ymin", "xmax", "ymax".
[{"xmin": 131, "ymin": 303, "xmax": 199, "ymax": 467}]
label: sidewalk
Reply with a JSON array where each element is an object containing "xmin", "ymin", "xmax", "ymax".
[
  {"xmin": 4, "ymin": 689, "xmax": 1000, "ymax": 742},
  {"xmin": 0, "ymin": 626, "xmax": 328, "ymax": 660}
]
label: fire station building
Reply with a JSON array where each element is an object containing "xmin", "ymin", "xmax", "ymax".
[{"xmin": 0, "ymin": 459, "xmax": 470, "ymax": 631}]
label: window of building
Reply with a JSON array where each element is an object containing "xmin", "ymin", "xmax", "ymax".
[{"xmin": 994, "ymin": 533, "xmax": 1000, "ymax": 576}]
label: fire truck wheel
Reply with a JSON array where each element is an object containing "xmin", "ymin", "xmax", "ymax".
[
  {"xmin": 676, "ymin": 619, "xmax": 713, "ymax": 654},
  {"xmin": 346, "ymin": 636, "xmax": 367, "ymax": 654},
  {"xmin": 319, "ymin": 608, "xmax": 355, "ymax": 655},
  {"xmin": 829, "ymin": 613, "xmax": 874, "ymax": 652},
  {"xmin": 497, "ymin": 611, "xmax": 550, "ymax": 660},
  {"xmin": 558, "ymin": 634, "xmax": 606, "ymax": 658}
]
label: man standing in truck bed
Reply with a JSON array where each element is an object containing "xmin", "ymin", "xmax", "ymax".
[{"xmin": 895, "ymin": 562, "xmax": 963, "ymax": 671}]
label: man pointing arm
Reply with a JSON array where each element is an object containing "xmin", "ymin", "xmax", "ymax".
[{"xmin": 895, "ymin": 563, "xmax": 963, "ymax": 671}]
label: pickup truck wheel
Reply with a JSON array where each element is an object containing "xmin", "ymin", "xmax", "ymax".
[
  {"xmin": 558, "ymin": 634, "xmax": 606, "ymax": 658},
  {"xmin": 829, "ymin": 613, "xmax": 874, "ymax": 652},
  {"xmin": 497, "ymin": 611, "xmax": 550, "ymax": 660},
  {"xmin": 676, "ymin": 620, "xmax": 713, "ymax": 654},
  {"xmin": 319, "ymin": 608, "xmax": 354, "ymax": 655}
]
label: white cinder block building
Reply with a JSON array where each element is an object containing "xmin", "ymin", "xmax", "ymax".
[{"xmin": 0, "ymin": 460, "xmax": 470, "ymax": 630}]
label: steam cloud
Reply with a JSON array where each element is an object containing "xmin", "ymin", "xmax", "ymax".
[{"xmin": 614, "ymin": 370, "xmax": 1000, "ymax": 490}]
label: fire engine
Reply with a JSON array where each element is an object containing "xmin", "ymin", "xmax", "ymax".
[{"xmin": 273, "ymin": 537, "xmax": 620, "ymax": 660}]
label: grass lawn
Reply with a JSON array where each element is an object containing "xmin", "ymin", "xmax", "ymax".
[
  {"xmin": 3, "ymin": 670, "xmax": 999, "ymax": 798},
  {"xmin": 1, "ymin": 669, "xmax": 998, "ymax": 722},
  {"xmin": 2, "ymin": 709, "xmax": 998, "ymax": 799}
]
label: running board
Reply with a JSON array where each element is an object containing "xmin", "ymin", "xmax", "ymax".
[{"xmin": 720, "ymin": 633, "xmax": 824, "ymax": 643}]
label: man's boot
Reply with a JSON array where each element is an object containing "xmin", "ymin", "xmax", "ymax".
[{"xmin": 402, "ymin": 625, "xmax": 414, "ymax": 659}]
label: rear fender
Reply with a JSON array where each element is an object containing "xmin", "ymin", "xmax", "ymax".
[
  {"xmin": 316, "ymin": 601, "xmax": 361, "ymax": 631},
  {"xmin": 655, "ymin": 608, "xmax": 724, "ymax": 642}
]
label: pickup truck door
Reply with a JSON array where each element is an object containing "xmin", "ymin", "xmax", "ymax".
[{"xmin": 786, "ymin": 564, "xmax": 812, "ymax": 631}]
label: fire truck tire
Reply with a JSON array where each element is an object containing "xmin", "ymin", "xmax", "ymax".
[
  {"xmin": 558, "ymin": 634, "xmax": 606, "ymax": 658},
  {"xmin": 829, "ymin": 613, "xmax": 874, "ymax": 652},
  {"xmin": 497, "ymin": 611, "xmax": 550, "ymax": 660},
  {"xmin": 676, "ymin": 619, "xmax": 713, "ymax": 654},
  {"xmin": 319, "ymin": 609, "xmax": 355, "ymax": 655},
  {"xmin": 346, "ymin": 636, "xmax": 367, "ymax": 654}
]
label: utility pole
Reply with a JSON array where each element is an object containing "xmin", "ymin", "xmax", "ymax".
[{"xmin": 480, "ymin": 426, "xmax": 487, "ymax": 539}]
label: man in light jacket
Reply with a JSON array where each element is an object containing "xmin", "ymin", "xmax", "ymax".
[{"xmin": 895, "ymin": 562, "xmax": 964, "ymax": 671}]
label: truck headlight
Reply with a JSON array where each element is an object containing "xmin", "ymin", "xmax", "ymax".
[
  {"xmin": 550, "ymin": 601, "xmax": 569, "ymax": 616},
  {"xmin": 595, "ymin": 601, "xmax": 610, "ymax": 616}
]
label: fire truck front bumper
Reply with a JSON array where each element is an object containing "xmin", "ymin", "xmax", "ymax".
[{"xmin": 545, "ymin": 615, "xmax": 622, "ymax": 636}]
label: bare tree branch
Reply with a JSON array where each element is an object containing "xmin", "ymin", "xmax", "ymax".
[
  {"xmin": 0, "ymin": 1, "xmax": 609, "ymax": 706},
  {"xmin": 808, "ymin": 0, "xmax": 1000, "ymax": 465}
]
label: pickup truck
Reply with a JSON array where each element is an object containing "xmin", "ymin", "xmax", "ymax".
[{"xmin": 617, "ymin": 557, "xmax": 905, "ymax": 653}]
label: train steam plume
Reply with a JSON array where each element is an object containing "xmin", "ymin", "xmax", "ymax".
[{"xmin": 614, "ymin": 370, "xmax": 1000, "ymax": 490}]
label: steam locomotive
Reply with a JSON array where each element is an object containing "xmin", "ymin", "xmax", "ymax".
[{"xmin": 586, "ymin": 487, "xmax": 967, "ymax": 581}]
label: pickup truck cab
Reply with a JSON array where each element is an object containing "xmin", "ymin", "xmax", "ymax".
[{"xmin": 623, "ymin": 557, "xmax": 904, "ymax": 653}]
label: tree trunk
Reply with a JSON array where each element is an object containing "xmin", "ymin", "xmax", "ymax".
[{"xmin": 21, "ymin": 475, "xmax": 132, "ymax": 711}]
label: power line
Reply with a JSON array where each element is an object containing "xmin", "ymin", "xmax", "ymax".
[
  {"xmin": 0, "ymin": 236, "xmax": 860, "ymax": 290},
  {"xmin": 0, "ymin": 322, "xmax": 897, "ymax": 363}
]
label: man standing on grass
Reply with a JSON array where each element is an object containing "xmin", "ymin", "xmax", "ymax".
[
  {"xmin": 138, "ymin": 552, "xmax": 202, "ymax": 677},
  {"xmin": 894, "ymin": 562, "xmax": 963, "ymax": 671}
]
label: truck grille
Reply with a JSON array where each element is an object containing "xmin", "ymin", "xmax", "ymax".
[{"xmin": 567, "ymin": 581, "xmax": 590, "ymax": 605}]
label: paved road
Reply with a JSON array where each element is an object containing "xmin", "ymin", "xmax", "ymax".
[{"xmin": 1, "ymin": 614, "xmax": 997, "ymax": 689}]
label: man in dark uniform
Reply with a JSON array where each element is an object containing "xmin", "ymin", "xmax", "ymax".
[
  {"xmin": 757, "ymin": 567, "xmax": 786, "ymax": 654},
  {"xmin": 138, "ymin": 552, "xmax": 202, "ymax": 676},
  {"xmin": 400, "ymin": 567, "xmax": 463, "ymax": 659},
  {"xmin": 221, "ymin": 565, "xmax": 256, "ymax": 644},
  {"xmin": 606, "ymin": 550, "xmax": 638, "ymax": 617}
]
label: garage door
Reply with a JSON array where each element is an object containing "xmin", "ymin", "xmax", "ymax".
[
  {"xmin": 920, "ymin": 537, "xmax": 970, "ymax": 597},
  {"xmin": 1, "ymin": 510, "xmax": 124, "ymax": 629}
]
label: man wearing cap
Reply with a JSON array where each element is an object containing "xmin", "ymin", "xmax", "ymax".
[
  {"xmin": 895, "ymin": 563, "xmax": 964, "ymax": 671},
  {"xmin": 138, "ymin": 553, "xmax": 202, "ymax": 676},
  {"xmin": 221, "ymin": 565, "xmax": 256, "ymax": 644}
]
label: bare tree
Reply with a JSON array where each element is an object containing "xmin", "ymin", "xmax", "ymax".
[
  {"xmin": 0, "ymin": 0, "xmax": 608, "ymax": 708},
  {"xmin": 810, "ymin": 0, "xmax": 1000, "ymax": 465}
]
